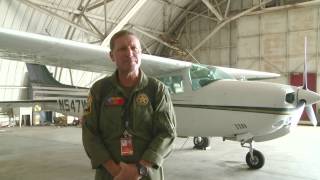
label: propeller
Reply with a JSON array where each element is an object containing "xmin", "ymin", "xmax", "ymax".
[
  {"xmin": 291, "ymin": 101, "xmax": 306, "ymax": 127},
  {"xmin": 297, "ymin": 37, "xmax": 318, "ymax": 126},
  {"xmin": 303, "ymin": 36, "xmax": 308, "ymax": 90},
  {"xmin": 305, "ymin": 106, "xmax": 318, "ymax": 126}
]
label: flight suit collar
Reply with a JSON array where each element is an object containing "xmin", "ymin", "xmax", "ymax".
[{"xmin": 110, "ymin": 69, "xmax": 149, "ymax": 94}]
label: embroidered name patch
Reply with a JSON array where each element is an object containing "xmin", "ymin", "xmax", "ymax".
[
  {"xmin": 105, "ymin": 97, "xmax": 125, "ymax": 106},
  {"xmin": 136, "ymin": 93, "xmax": 149, "ymax": 106}
]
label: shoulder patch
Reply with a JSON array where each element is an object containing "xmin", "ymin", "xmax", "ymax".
[
  {"xmin": 84, "ymin": 94, "xmax": 93, "ymax": 115},
  {"xmin": 136, "ymin": 93, "xmax": 149, "ymax": 106}
]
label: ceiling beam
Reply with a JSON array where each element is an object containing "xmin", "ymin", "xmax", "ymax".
[
  {"xmin": 133, "ymin": 26, "xmax": 182, "ymax": 52},
  {"xmin": 224, "ymin": 0, "xmax": 231, "ymax": 18},
  {"xmin": 189, "ymin": 0, "xmax": 272, "ymax": 55},
  {"xmin": 167, "ymin": 1, "xmax": 199, "ymax": 34},
  {"xmin": 101, "ymin": 0, "xmax": 148, "ymax": 47},
  {"xmin": 155, "ymin": 1, "xmax": 199, "ymax": 55},
  {"xmin": 82, "ymin": 15, "xmax": 105, "ymax": 37},
  {"xmin": 29, "ymin": 0, "xmax": 78, "ymax": 14},
  {"xmin": 86, "ymin": 0, "xmax": 113, "ymax": 11},
  {"xmin": 103, "ymin": 0, "xmax": 108, "ymax": 35},
  {"xmin": 156, "ymin": 0, "xmax": 229, "ymax": 55},
  {"xmin": 201, "ymin": 0, "xmax": 223, "ymax": 21},
  {"xmin": 64, "ymin": 0, "xmax": 93, "ymax": 40},
  {"xmin": 214, "ymin": 0, "xmax": 222, "ymax": 15},
  {"xmin": 28, "ymin": 0, "xmax": 116, "ymax": 23},
  {"xmin": 79, "ymin": 0, "xmax": 103, "ymax": 38},
  {"xmin": 28, "ymin": 0, "xmax": 163, "ymax": 35},
  {"xmin": 249, "ymin": 0, "xmax": 320, "ymax": 15},
  {"xmin": 155, "ymin": 0, "xmax": 218, "ymax": 22},
  {"xmin": 21, "ymin": 0, "xmax": 102, "ymax": 38}
]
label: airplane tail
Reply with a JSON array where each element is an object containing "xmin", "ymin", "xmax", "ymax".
[
  {"xmin": 25, "ymin": 63, "xmax": 88, "ymax": 100},
  {"xmin": 26, "ymin": 63, "xmax": 79, "ymax": 88}
]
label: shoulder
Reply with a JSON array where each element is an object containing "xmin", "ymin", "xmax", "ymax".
[
  {"xmin": 147, "ymin": 76, "xmax": 169, "ymax": 95},
  {"xmin": 90, "ymin": 76, "xmax": 112, "ymax": 94},
  {"xmin": 148, "ymin": 76, "xmax": 166, "ymax": 89}
]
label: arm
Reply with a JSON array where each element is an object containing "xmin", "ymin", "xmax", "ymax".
[
  {"xmin": 141, "ymin": 85, "xmax": 177, "ymax": 168},
  {"xmin": 82, "ymin": 87, "xmax": 117, "ymax": 172}
]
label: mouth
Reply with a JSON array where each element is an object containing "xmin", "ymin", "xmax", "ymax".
[{"xmin": 128, "ymin": 58, "xmax": 139, "ymax": 64}]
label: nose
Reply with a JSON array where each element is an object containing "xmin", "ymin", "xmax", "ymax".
[
  {"xmin": 127, "ymin": 48, "xmax": 134, "ymax": 56},
  {"xmin": 297, "ymin": 88, "xmax": 320, "ymax": 105},
  {"xmin": 124, "ymin": 47, "xmax": 137, "ymax": 57}
]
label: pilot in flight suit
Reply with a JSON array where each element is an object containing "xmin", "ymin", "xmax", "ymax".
[{"xmin": 82, "ymin": 69, "xmax": 176, "ymax": 180}]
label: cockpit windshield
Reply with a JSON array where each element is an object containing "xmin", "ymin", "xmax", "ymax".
[{"xmin": 189, "ymin": 64, "xmax": 234, "ymax": 90}]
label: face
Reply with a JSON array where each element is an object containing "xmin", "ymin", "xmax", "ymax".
[{"xmin": 110, "ymin": 35, "xmax": 142, "ymax": 74}]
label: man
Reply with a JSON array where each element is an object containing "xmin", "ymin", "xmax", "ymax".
[{"xmin": 82, "ymin": 30, "xmax": 176, "ymax": 180}]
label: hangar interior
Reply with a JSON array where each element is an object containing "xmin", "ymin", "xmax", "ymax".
[
  {"xmin": 1, "ymin": 0, "xmax": 320, "ymax": 126},
  {"xmin": 0, "ymin": 1, "xmax": 320, "ymax": 180}
]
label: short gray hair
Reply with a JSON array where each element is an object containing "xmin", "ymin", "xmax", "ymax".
[{"xmin": 110, "ymin": 30, "xmax": 137, "ymax": 51}]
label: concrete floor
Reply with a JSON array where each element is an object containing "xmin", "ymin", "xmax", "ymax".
[{"xmin": 0, "ymin": 126, "xmax": 319, "ymax": 180}]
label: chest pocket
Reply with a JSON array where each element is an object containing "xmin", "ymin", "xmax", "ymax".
[
  {"xmin": 99, "ymin": 96, "xmax": 124, "ymax": 137},
  {"xmin": 133, "ymin": 93, "xmax": 154, "ymax": 134}
]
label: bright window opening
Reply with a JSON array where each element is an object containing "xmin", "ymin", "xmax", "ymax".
[
  {"xmin": 189, "ymin": 64, "xmax": 234, "ymax": 90},
  {"xmin": 158, "ymin": 75, "xmax": 184, "ymax": 94}
]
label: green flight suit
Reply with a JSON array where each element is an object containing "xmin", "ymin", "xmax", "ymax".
[{"xmin": 82, "ymin": 70, "xmax": 176, "ymax": 180}]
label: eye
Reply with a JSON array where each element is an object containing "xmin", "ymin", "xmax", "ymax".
[
  {"xmin": 131, "ymin": 46, "xmax": 139, "ymax": 52},
  {"xmin": 119, "ymin": 47, "xmax": 127, "ymax": 51}
]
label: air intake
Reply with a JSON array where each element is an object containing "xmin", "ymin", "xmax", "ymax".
[{"xmin": 234, "ymin": 123, "xmax": 248, "ymax": 130}]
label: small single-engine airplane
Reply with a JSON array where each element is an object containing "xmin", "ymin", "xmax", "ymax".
[{"xmin": 0, "ymin": 28, "xmax": 319, "ymax": 169}]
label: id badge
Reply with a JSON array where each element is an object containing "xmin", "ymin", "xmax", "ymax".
[{"xmin": 120, "ymin": 136, "xmax": 133, "ymax": 156}]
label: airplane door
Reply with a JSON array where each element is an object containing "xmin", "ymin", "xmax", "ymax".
[{"xmin": 290, "ymin": 73, "xmax": 317, "ymax": 123}]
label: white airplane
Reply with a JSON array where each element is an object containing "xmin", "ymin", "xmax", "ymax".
[{"xmin": 0, "ymin": 27, "xmax": 320, "ymax": 169}]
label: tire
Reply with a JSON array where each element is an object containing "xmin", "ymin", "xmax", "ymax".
[
  {"xmin": 245, "ymin": 149, "xmax": 265, "ymax": 169},
  {"xmin": 193, "ymin": 137, "xmax": 210, "ymax": 150}
]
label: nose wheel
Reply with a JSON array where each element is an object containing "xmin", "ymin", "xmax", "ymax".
[
  {"xmin": 245, "ymin": 149, "xmax": 264, "ymax": 169},
  {"xmin": 242, "ymin": 140, "xmax": 265, "ymax": 169},
  {"xmin": 193, "ymin": 137, "xmax": 211, "ymax": 150}
]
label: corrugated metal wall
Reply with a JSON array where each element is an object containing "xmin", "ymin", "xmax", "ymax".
[
  {"xmin": 179, "ymin": 2, "xmax": 320, "ymax": 86},
  {"xmin": 237, "ymin": 7, "xmax": 319, "ymax": 76},
  {"xmin": 0, "ymin": 60, "xmax": 27, "ymax": 100}
]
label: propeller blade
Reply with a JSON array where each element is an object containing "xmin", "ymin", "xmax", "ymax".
[
  {"xmin": 291, "ymin": 102, "xmax": 305, "ymax": 127},
  {"xmin": 305, "ymin": 105, "xmax": 318, "ymax": 126},
  {"xmin": 303, "ymin": 36, "xmax": 308, "ymax": 90}
]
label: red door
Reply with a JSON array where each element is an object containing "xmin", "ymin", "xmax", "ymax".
[{"xmin": 290, "ymin": 73, "xmax": 317, "ymax": 121}]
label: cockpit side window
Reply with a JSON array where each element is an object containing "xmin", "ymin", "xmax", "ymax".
[
  {"xmin": 189, "ymin": 64, "xmax": 233, "ymax": 90},
  {"xmin": 158, "ymin": 75, "xmax": 184, "ymax": 94}
]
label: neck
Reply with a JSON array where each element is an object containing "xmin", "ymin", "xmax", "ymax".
[{"xmin": 117, "ymin": 69, "xmax": 140, "ymax": 88}]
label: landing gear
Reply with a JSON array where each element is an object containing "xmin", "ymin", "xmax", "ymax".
[
  {"xmin": 242, "ymin": 140, "xmax": 265, "ymax": 169},
  {"xmin": 245, "ymin": 150, "xmax": 264, "ymax": 169},
  {"xmin": 193, "ymin": 137, "xmax": 211, "ymax": 150}
]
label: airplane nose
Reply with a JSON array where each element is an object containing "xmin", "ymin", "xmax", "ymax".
[{"xmin": 297, "ymin": 88, "xmax": 320, "ymax": 105}]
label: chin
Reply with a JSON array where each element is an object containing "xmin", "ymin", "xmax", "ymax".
[{"xmin": 121, "ymin": 66, "xmax": 139, "ymax": 74}]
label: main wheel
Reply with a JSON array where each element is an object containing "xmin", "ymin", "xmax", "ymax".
[
  {"xmin": 245, "ymin": 149, "xmax": 265, "ymax": 169},
  {"xmin": 193, "ymin": 137, "xmax": 210, "ymax": 150}
]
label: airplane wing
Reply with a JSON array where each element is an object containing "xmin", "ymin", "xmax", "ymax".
[
  {"xmin": 0, "ymin": 27, "xmax": 278, "ymax": 79},
  {"xmin": 0, "ymin": 27, "xmax": 114, "ymax": 73},
  {"xmin": 216, "ymin": 66, "xmax": 280, "ymax": 80},
  {"xmin": 0, "ymin": 27, "xmax": 191, "ymax": 76}
]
